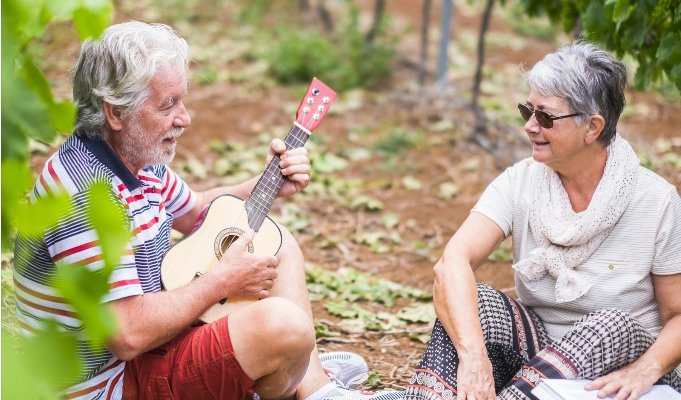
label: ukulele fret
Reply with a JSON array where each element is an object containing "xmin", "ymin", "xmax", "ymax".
[{"xmin": 246, "ymin": 125, "xmax": 311, "ymax": 231}]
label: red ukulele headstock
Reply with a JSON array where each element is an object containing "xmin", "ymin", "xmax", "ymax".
[{"xmin": 295, "ymin": 77, "xmax": 337, "ymax": 132}]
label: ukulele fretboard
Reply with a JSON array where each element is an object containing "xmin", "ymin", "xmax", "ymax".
[{"xmin": 245, "ymin": 123, "xmax": 310, "ymax": 231}]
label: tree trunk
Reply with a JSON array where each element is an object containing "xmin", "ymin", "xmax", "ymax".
[
  {"xmin": 419, "ymin": 0, "xmax": 433, "ymax": 86},
  {"xmin": 437, "ymin": 0, "xmax": 453, "ymax": 87},
  {"xmin": 472, "ymin": 0, "xmax": 495, "ymax": 137},
  {"xmin": 366, "ymin": 0, "xmax": 386, "ymax": 44},
  {"xmin": 318, "ymin": 0, "xmax": 334, "ymax": 33}
]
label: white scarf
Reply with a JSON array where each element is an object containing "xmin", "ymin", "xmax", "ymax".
[{"xmin": 513, "ymin": 134, "xmax": 640, "ymax": 303}]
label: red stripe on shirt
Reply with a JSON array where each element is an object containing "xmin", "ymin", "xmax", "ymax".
[
  {"xmin": 175, "ymin": 193, "xmax": 192, "ymax": 213},
  {"xmin": 65, "ymin": 376, "xmax": 109, "ymax": 399},
  {"xmin": 47, "ymin": 159, "xmax": 63, "ymax": 188},
  {"xmin": 16, "ymin": 294, "xmax": 75, "ymax": 318},
  {"xmin": 13, "ymin": 278, "xmax": 66, "ymax": 303},
  {"xmin": 132, "ymin": 216, "xmax": 159, "ymax": 236},
  {"xmin": 124, "ymin": 193, "xmax": 146, "ymax": 204},
  {"xmin": 166, "ymin": 176, "xmax": 179, "ymax": 201},
  {"xmin": 110, "ymin": 278, "xmax": 141, "ymax": 289},
  {"xmin": 105, "ymin": 370, "xmax": 125, "ymax": 400},
  {"xmin": 139, "ymin": 174, "xmax": 162, "ymax": 185},
  {"xmin": 53, "ymin": 241, "xmax": 98, "ymax": 262}
]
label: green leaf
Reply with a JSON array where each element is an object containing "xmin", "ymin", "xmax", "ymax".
[
  {"xmin": 2, "ymin": 323, "xmax": 82, "ymax": 400},
  {"xmin": 85, "ymin": 182, "xmax": 130, "ymax": 273},
  {"xmin": 72, "ymin": 0, "xmax": 113, "ymax": 40},
  {"xmin": 611, "ymin": 0, "xmax": 636, "ymax": 24},
  {"xmin": 325, "ymin": 301, "xmax": 359, "ymax": 318},
  {"xmin": 2, "ymin": 0, "xmax": 51, "ymax": 44},
  {"xmin": 438, "ymin": 182, "xmax": 460, "ymax": 200},
  {"xmin": 656, "ymin": 32, "xmax": 681, "ymax": 64},
  {"xmin": 397, "ymin": 303, "xmax": 436, "ymax": 324},
  {"xmin": 1, "ymin": 161, "xmax": 33, "ymax": 250},
  {"xmin": 402, "ymin": 176, "xmax": 422, "ymax": 190},
  {"xmin": 52, "ymin": 264, "xmax": 117, "ymax": 347},
  {"xmin": 14, "ymin": 192, "xmax": 73, "ymax": 238},
  {"xmin": 24, "ymin": 320, "xmax": 83, "ymax": 389},
  {"xmin": 49, "ymin": 99, "xmax": 78, "ymax": 133},
  {"xmin": 2, "ymin": 74, "xmax": 57, "ymax": 148}
]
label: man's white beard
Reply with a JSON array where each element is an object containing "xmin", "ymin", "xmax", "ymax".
[{"xmin": 119, "ymin": 116, "xmax": 184, "ymax": 172}]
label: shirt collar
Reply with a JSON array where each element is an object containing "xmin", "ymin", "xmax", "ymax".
[{"xmin": 76, "ymin": 132, "xmax": 143, "ymax": 191}]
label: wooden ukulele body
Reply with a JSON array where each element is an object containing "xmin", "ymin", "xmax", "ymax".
[{"xmin": 161, "ymin": 195, "xmax": 282, "ymax": 322}]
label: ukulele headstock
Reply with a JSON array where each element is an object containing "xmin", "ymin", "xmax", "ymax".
[{"xmin": 295, "ymin": 78, "xmax": 337, "ymax": 132}]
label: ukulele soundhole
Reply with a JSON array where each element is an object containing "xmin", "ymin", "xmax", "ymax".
[{"xmin": 214, "ymin": 227, "xmax": 254, "ymax": 259}]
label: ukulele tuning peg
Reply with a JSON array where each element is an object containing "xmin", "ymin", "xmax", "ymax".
[
  {"xmin": 313, "ymin": 113, "xmax": 320, "ymax": 120},
  {"xmin": 303, "ymin": 106, "xmax": 310, "ymax": 114},
  {"xmin": 317, "ymin": 105, "xmax": 324, "ymax": 112},
  {"xmin": 307, "ymin": 97, "xmax": 314, "ymax": 104},
  {"xmin": 322, "ymin": 96, "xmax": 330, "ymax": 104}
]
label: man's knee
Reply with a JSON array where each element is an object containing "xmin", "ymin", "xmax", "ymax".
[{"xmin": 249, "ymin": 297, "xmax": 315, "ymax": 357}]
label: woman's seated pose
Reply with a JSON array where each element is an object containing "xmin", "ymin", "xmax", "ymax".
[{"xmin": 405, "ymin": 42, "xmax": 681, "ymax": 400}]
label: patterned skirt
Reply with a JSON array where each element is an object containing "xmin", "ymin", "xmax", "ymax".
[{"xmin": 404, "ymin": 283, "xmax": 681, "ymax": 400}]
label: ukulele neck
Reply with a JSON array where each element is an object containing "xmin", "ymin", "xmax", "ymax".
[{"xmin": 245, "ymin": 122, "xmax": 311, "ymax": 231}]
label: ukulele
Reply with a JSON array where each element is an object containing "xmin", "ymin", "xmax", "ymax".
[{"xmin": 161, "ymin": 78, "xmax": 337, "ymax": 323}]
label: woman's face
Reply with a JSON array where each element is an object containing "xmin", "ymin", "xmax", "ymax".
[{"xmin": 523, "ymin": 90, "xmax": 588, "ymax": 171}]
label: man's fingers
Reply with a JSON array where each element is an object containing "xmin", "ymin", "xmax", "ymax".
[{"xmin": 233, "ymin": 229, "xmax": 255, "ymax": 249}]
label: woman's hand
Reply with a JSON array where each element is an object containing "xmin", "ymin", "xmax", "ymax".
[
  {"xmin": 456, "ymin": 352, "xmax": 496, "ymax": 400},
  {"xmin": 267, "ymin": 139, "xmax": 311, "ymax": 198},
  {"xmin": 584, "ymin": 359, "xmax": 663, "ymax": 400}
]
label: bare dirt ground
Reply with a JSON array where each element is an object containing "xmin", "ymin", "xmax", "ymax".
[{"xmin": 21, "ymin": 0, "xmax": 681, "ymax": 392}]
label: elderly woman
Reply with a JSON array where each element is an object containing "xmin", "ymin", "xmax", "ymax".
[{"xmin": 405, "ymin": 42, "xmax": 681, "ymax": 400}]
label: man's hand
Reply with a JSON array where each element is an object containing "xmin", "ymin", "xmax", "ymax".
[
  {"xmin": 585, "ymin": 359, "xmax": 662, "ymax": 400},
  {"xmin": 456, "ymin": 352, "xmax": 496, "ymax": 400},
  {"xmin": 209, "ymin": 229, "xmax": 279, "ymax": 299},
  {"xmin": 267, "ymin": 139, "xmax": 311, "ymax": 198}
]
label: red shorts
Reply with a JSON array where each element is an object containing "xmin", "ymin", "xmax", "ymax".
[{"xmin": 122, "ymin": 316, "xmax": 255, "ymax": 399}]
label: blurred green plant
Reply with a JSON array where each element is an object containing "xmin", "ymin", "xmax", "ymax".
[
  {"xmin": 259, "ymin": 1, "xmax": 398, "ymax": 91},
  {"xmin": 515, "ymin": 0, "xmax": 681, "ymax": 91},
  {"xmin": 1, "ymin": 1, "xmax": 132, "ymax": 399}
]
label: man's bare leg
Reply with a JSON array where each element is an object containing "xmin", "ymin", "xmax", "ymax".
[
  {"xmin": 229, "ymin": 297, "xmax": 316, "ymax": 399},
  {"xmin": 269, "ymin": 227, "xmax": 334, "ymax": 399}
]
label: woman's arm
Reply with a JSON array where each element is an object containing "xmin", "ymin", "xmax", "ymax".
[
  {"xmin": 434, "ymin": 212, "xmax": 506, "ymax": 399},
  {"xmin": 586, "ymin": 273, "xmax": 681, "ymax": 399}
]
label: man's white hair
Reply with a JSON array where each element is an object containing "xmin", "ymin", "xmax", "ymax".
[{"xmin": 71, "ymin": 21, "xmax": 189, "ymax": 139}]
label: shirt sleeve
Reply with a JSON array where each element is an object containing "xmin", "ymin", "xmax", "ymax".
[
  {"xmin": 44, "ymin": 190, "xmax": 143, "ymax": 303},
  {"xmin": 160, "ymin": 166, "xmax": 196, "ymax": 218},
  {"xmin": 652, "ymin": 187, "xmax": 681, "ymax": 275},
  {"xmin": 471, "ymin": 165, "xmax": 516, "ymax": 238}
]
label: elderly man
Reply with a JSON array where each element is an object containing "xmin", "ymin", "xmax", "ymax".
[{"xmin": 13, "ymin": 21, "xmax": 401, "ymax": 400}]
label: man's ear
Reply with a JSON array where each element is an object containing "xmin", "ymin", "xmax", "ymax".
[
  {"xmin": 584, "ymin": 114, "xmax": 606, "ymax": 145},
  {"xmin": 103, "ymin": 102, "xmax": 124, "ymax": 131}
]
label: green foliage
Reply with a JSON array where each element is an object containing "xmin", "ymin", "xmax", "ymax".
[
  {"xmin": 2, "ymin": 1, "xmax": 117, "ymax": 398},
  {"xmin": 515, "ymin": 0, "xmax": 681, "ymax": 91},
  {"xmin": 3, "ymin": 324, "xmax": 82, "ymax": 400},
  {"xmin": 372, "ymin": 127, "xmax": 422, "ymax": 157},
  {"xmin": 2, "ymin": 0, "xmax": 113, "ymax": 162},
  {"xmin": 262, "ymin": 2, "xmax": 397, "ymax": 91}
]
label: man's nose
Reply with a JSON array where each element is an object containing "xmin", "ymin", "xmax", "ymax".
[{"xmin": 174, "ymin": 101, "xmax": 191, "ymax": 127}]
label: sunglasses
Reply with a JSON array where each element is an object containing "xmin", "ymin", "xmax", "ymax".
[{"xmin": 517, "ymin": 103, "xmax": 580, "ymax": 129}]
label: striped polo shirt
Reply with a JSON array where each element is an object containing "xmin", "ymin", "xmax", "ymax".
[
  {"xmin": 472, "ymin": 157, "xmax": 681, "ymax": 342},
  {"xmin": 13, "ymin": 133, "xmax": 196, "ymax": 399}
]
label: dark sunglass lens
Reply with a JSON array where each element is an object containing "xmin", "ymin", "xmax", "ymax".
[
  {"xmin": 535, "ymin": 110, "xmax": 553, "ymax": 129},
  {"xmin": 518, "ymin": 104, "xmax": 532, "ymax": 121}
]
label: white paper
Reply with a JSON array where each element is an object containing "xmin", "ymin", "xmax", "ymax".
[{"xmin": 531, "ymin": 379, "xmax": 681, "ymax": 400}]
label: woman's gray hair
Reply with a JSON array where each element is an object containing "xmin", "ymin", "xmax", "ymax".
[
  {"xmin": 72, "ymin": 21, "xmax": 189, "ymax": 139},
  {"xmin": 524, "ymin": 41, "xmax": 627, "ymax": 146}
]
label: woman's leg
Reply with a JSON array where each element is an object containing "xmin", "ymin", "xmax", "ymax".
[
  {"xmin": 498, "ymin": 308, "xmax": 681, "ymax": 400},
  {"xmin": 404, "ymin": 284, "xmax": 550, "ymax": 400}
]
